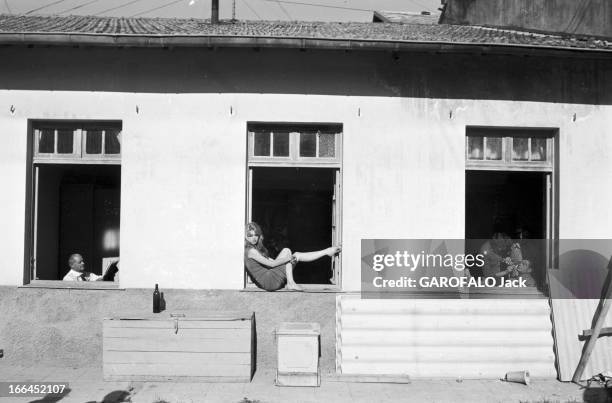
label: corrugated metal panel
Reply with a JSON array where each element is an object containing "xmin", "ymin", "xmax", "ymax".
[
  {"xmin": 551, "ymin": 299, "xmax": 612, "ymax": 381},
  {"xmin": 336, "ymin": 295, "xmax": 556, "ymax": 378}
]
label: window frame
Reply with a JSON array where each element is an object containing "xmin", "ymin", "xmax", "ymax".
[
  {"xmin": 33, "ymin": 122, "xmax": 121, "ymax": 165},
  {"xmin": 82, "ymin": 126, "xmax": 122, "ymax": 161},
  {"xmin": 465, "ymin": 127, "xmax": 553, "ymax": 172},
  {"xmin": 33, "ymin": 126, "xmax": 82, "ymax": 161},
  {"xmin": 249, "ymin": 129, "xmax": 293, "ymax": 163},
  {"xmin": 24, "ymin": 120, "xmax": 122, "ymax": 288},
  {"xmin": 248, "ymin": 123, "xmax": 342, "ymax": 167},
  {"xmin": 464, "ymin": 126, "xmax": 559, "ymax": 296},
  {"xmin": 246, "ymin": 122, "xmax": 343, "ymax": 291}
]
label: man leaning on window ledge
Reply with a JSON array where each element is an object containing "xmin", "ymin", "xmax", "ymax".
[{"xmin": 62, "ymin": 253, "xmax": 102, "ymax": 281}]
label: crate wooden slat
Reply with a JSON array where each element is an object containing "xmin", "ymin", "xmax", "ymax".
[
  {"xmin": 106, "ymin": 363, "xmax": 251, "ymax": 377},
  {"xmin": 104, "ymin": 325, "xmax": 252, "ymax": 339},
  {"xmin": 103, "ymin": 311, "xmax": 255, "ymax": 382},
  {"xmin": 104, "ymin": 351, "xmax": 251, "ymax": 365},
  {"xmin": 104, "ymin": 337, "xmax": 251, "ymax": 352},
  {"xmin": 105, "ymin": 320, "xmax": 250, "ymax": 329}
]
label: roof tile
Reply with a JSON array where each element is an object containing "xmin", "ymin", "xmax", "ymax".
[{"xmin": 0, "ymin": 14, "xmax": 609, "ymax": 51}]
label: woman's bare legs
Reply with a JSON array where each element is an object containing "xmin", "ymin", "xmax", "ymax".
[
  {"xmin": 276, "ymin": 246, "xmax": 341, "ymax": 291},
  {"xmin": 293, "ymin": 246, "xmax": 341, "ymax": 262},
  {"xmin": 282, "ymin": 246, "xmax": 342, "ymax": 291},
  {"xmin": 276, "ymin": 248, "xmax": 301, "ymax": 290}
]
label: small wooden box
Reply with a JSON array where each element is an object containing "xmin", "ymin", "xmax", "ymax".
[
  {"xmin": 103, "ymin": 311, "xmax": 255, "ymax": 382},
  {"xmin": 275, "ymin": 322, "xmax": 321, "ymax": 387}
]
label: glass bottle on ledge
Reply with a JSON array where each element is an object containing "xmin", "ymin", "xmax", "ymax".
[{"xmin": 153, "ymin": 284, "xmax": 161, "ymax": 313}]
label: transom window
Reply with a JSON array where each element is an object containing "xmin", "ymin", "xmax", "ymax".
[
  {"xmin": 248, "ymin": 124, "xmax": 341, "ymax": 165},
  {"xmin": 34, "ymin": 123, "xmax": 121, "ymax": 163},
  {"xmin": 466, "ymin": 127, "xmax": 553, "ymax": 170}
]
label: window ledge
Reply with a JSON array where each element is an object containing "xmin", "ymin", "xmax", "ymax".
[
  {"xmin": 359, "ymin": 287, "xmax": 547, "ymax": 299},
  {"xmin": 242, "ymin": 285, "xmax": 341, "ymax": 293},
  {"xmin": 20, "ymin": 280, "xmax": 124, "ymax": 290},
  {"xmin": 463, "ymin": 286, "xmax": 547, "ymax": 298}
]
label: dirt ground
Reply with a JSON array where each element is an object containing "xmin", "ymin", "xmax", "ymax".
[{"xmin": 1, "ymin": 365, "xmax": 609, "ymax": 403}]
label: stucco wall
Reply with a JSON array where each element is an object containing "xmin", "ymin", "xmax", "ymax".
[
  {"xmin": 0, "ymin": 116, "xmax": 28, "ymax": 286},
  {"xmin": 0, "ymin": 47, "xmax": 611, "ymax": 290},
  {"xmin": 0, "ymin": 286, "xmax": 336, "ymax": 371}
]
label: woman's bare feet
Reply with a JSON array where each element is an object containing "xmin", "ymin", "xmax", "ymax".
[
  {"xmin": 326, "ymin": 245, "xmax": 342, "ymax": 257},
  {"xmin": 286, "ymin": 282, "xmax": 304, "ymax": 291}
]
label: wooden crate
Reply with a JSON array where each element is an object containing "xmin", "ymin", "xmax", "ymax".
[{"xmin": 103, "ymin": 311, "xmax": 255, "ymax": 382}]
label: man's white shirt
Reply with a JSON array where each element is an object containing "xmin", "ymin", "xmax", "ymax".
[{"xmin": 62, "ymin": 269, "xmax": 102, "ymax": 281}]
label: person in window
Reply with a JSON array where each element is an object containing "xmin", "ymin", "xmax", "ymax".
[
  {"xmin": 62, "ymin": 253, "xmax": 103, "ymax": 281},
  {"xmin": 479, "ymin": 232, "xmax": 512, "ymax": 283},
  {"xmin": 479, "ymin": 231, "xmax": 536, "ymax": 286},
  {"xmin": 495, "ymin": 241, "xmax": 534, "ymax": 285},
  {"xmin": 504, "ymin": 225, "xmax": 537, "ymax": 287},
  {"xmin": 244, "ymin": 222, "xmax": 341, "ymax": 291}
]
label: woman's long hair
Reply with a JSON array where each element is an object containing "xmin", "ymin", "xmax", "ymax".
[{"xmin": 245, "ymin": 222, "xmax": 269, "ymax": 256}]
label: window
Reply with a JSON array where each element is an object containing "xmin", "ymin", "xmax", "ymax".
[
  {"xmin": 466, "ymin": 127, "xmax": 553, "ymax": 170},
  {"xmin": 465, "ymin": 127, "xmax": 557, "ymax": 294},
  {"xmin": 84, "ymin": 127, "xmax": 122, "ymax": 157},
  {"xmin": 34, "ymin": 123, "xmax": 121, "ymax": 163},
  {"xmin": 248, "ymin": 124, "xmax": 341, "ymax": 165},
  {"xmin": 25, "ymin": 121, "xmax": 122, "ymax": 287},
  {"xmin": 253, "ymin": 129, "xmax": 290, "ymax": 157},
  {"xmin": 246, "ymin": 123, "xmax": 342, "ymax": 289}
]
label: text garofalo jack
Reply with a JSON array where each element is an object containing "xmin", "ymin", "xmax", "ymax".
[{"xmin": 361, "ymin": 239, "xmax": 530, "ymax": 295}]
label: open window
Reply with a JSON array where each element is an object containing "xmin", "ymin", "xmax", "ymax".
[
  {"xmin": 465, "ymin": 127, "xmax": 557, "ymax": 293},
  {"xmin": 246, "ymin": 123, "xmax": 342, "ymax": 289},
  {"xmin": 25, "ymin": 121, "xmax": 121, "ymax": 286}
]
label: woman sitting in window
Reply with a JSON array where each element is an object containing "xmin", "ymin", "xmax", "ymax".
[{"xmin": 244, "ymin": 222, "xmax": 341, "ymax": 291}]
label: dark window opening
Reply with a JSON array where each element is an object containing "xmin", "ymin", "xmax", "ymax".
[
  {"xmin": 35, "ymin": 164, "xmax": 120, "ymax": 281},
  {"xmin": 251, "ymin": 167, "xmax": 335, "ymax": 285},
  {"xmin": 465, "ymin": 170, "xmax": 548, "ymax": 290}
]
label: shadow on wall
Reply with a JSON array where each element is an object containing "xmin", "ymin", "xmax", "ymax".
[{"xmin": 0, "ymin": 47, "xmax": 609, "ymax": 105}]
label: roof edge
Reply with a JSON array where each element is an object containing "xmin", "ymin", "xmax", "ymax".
[{"xmin": 0, "ymin": 33, "xmax": 610, "ymax": 57}]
